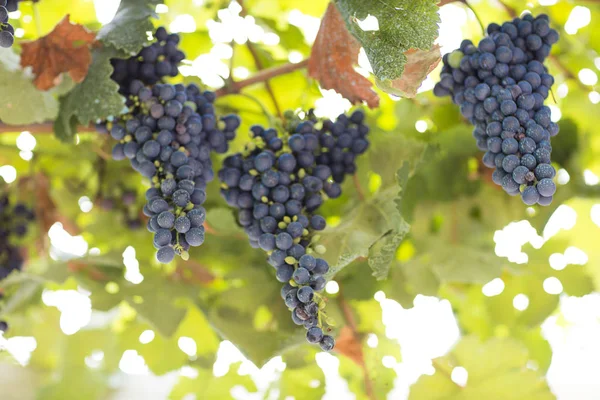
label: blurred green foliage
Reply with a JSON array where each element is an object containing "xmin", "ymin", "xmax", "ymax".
[{"xmin": 0, "ymin": 0, "xmax": 599, "ymax": 399}]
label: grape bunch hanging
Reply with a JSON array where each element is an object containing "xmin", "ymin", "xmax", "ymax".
[
  {"xmin": 0, "ymin": 191, "xmax": 35, "ymax": 334},
  {"xmin": 219, "ymin": 110, "xmax": 370, "ymax": 351},
  {"xmin": 101, "ymin": 28, "xmax": 240, "ymax": 263},
  {"xmin": 434, "ymin": 14, "xmax": 559, "ymax": 206}
]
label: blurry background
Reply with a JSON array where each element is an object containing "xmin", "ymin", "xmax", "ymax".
[{"xmin": 0, "ymin": 0, "xmax": 599, "ymax": 399}]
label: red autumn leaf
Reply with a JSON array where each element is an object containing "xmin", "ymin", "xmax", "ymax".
[
  {"xmin": 376, "ymin": 45, "xmax": 442, "ymax": 98},
  {"xmin": 20, "ymin": 15, "xmax": 96, "ymax": 91},
  {"xmin": 308, "ymin": 3, "xmax": 380, "ymax": 108}
]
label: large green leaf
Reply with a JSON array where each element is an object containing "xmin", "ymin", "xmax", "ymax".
[
  {"xmin": 196, "ymin": 266, "xmax": 308, "ymax": 366},
  {"xmin": 321, "ymin": 185, "xmax": 409, "ymax": 277},
  {"xmin": 276, "ymin": 348, "xmax": 325, "ymax": 400},
  {"xmin": 409, "ymin": 336, "xmax": 554, "ymax": 400},
  {"xmin": 169, "ymin": 362, "xmax": 257, "ymax": 400},
  {"xmin": 335, "ymin": 0, "xmax": 439, "ymax": 81},
  {"xmin": 97, "ymin": 0, "xmax": 162, "ymax": 54},
  {"xmin": 0, "ymin": 49, "xmax": 59, "ymax": 125},
  {"xmin": 54, "ymin": 47, "xmax": 126, "ymax": 142}
]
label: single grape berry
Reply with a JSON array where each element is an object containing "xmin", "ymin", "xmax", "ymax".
[{"xmin": 319, "ymin": 335, "xmax": 335, "ymax": 351}]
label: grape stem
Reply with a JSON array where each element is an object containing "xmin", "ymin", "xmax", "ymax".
[
  {"xmin": 0, "ymin": 61, "xmax": 309, "ymax": 134},
  {"xmin": 338, "ymin": 288, "xmax": 377, "ymax": 400}
]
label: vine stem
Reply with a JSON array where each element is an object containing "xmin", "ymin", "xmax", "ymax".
[
  {"xmin": 353, "ymin": 174, "xmax": 366, "ymax": 201},
  {"xmin": 215, "ymin": 59, "xmax": 309, "ymax": 97},
  {"xmin": 0, "ymin": 61, "xmax": 309, "ymax": 135},
  {"xmin": 338, "ymin": 289, "xmax": 377, "ymax": 400},
  {"xmin": 0, "ymin": 123, "xmax": 95, "ymax": 134},
  {"xmin": 245, "ymin": 42, "xmax": 284, "ymax": 119},
  {"xmin": 238, "ymin": 0, "xmax": 284, "ymax": 120}
]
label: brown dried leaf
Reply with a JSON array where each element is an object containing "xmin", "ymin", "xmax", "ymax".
[
  {"xmin": 173, "ymin": 260, "xmax": 215, "ymax": 285},
  {"xmin": 375, "ymin": 45, "xmax": 442, "ymax": 98},
  {"xmin": 335, "ymin": 326, "xmax": 365, "ymax": 365},
  {"xmin": 20, "ymin": 15, "xmax": 97, "ymax": 91},
  {"xmin": 308, "ymin": 3, "xmax": 379, "ymax": 108},
  {"xmin": 24, "ymin": 173, "xmax": 80, "ymax": 236}
]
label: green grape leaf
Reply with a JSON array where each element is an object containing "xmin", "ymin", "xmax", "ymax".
[
  {"xmin": 0, "ymin": 278, "xmax": 43, "ymax": 318},
  {"xmin": 206, "ymin": 207, "xmax": 244, "ymax": 235},
  {"xmin": 321, "ymin": 185, "xmax": 410, "ymax": 277},
  {"xmin": 368, "ymin": 228, "xmax": 408, "ymax": 281},
  {"xmin": 169, "ymin": 362, "xmax": 257, "ymax": 400},
  {"xmin": 121, "ymin": 271, "xmax": 199, "ymax": 337},
  {"xmin": 97, "ymin": 0, "xmax": 161, "ymax": 54},
  {"xmin": 335, "ymin": 0, "xmax": 440, "ymax": 82},
  {"xmin": 36, "ymin": 365, "xmax": 110, "ymax": 400},
  {"xmin": 365, "ymin": 335, "xmax": 400, "ymax": 399},
  {"xmin": 0, "ymin": 49, "xmax": 59, "ymax": 125},
  {"xmin": 116, "ymin": 306, "xmax": 220, "ymax": 375},
  {"xmin": 54, "ymin": 47, "xmax": 126, "ymax": 142},
  {"xmin": 195, "ymin": 266, "xmax": 307, "ymax": 366},
  {"xmin": 277, "ymin": 348, "xmax": 325, "ymax": 400},
  {"xmin": 403, "ymin": 238, "xmax": 504, "ymax": 290},
  {"xmin": 14, "ymin": 255, "xmax": 197, "ymax": 338},
  {"xmin": 409, "ymin": 336, "xmax": 554, "ymax": 400}
]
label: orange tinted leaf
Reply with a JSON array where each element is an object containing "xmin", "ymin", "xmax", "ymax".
[
  {"xmin": 20, "ymin": 15, "xmax": 97, "ymax": 91},
  {"xmin": 335, "ymin": 326, "xmax": 365, "ymax": 365},
  {"xmin": 376, "ymin": 45, "xmax": 442, "ymax": 98},
  {"xmin": 308, "ymin": 3, "xmax": 379, "ymax": 108}
]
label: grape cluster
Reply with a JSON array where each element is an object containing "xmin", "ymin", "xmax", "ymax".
[
  {"xmin": 98, "ymin": 188, "xmax": 144, "ymax": 230},
  {"xmin": 0, "ymin": 0, "xmax": 17, "ymax": 48},
  {"xmin": 434, "ymin": 14, "xmax": 560, "ymax": 206},
  {"xmin": 107, "ymin": 80, "xmax": 240, "ymax": 263},
  {"xmin": 111, "ymin": 27, "xmax": 185, "ymax": 98},
  {"xmin": 0, "ymin": 193, "xmax": 34, "ymax": 279},
  {"xmin": 219, "ymin": 110, "xmax": 370, "ymax": 351}
]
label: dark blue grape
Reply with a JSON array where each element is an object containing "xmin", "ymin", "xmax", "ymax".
[
  {"xmin": 293, "ymin": 268, "xmax": 310, "ymax": 285},
  {"xmin": 185, "ymin": 227, "xmax": 205, "ymax": 246},
  {"xmin": 253, "ymin": 203, "xmax": 269, "ymax": 219},
  {"xmin": 502, "ymin": 154, "xmax": 520, "ymax": 173},
  {"xmin": 534, "ymin": 163, "xmax": 555, "ymax": 180},
  {"xmin": 276, "ymin": 232, "xmax": 293, "ymax": 250},
  {"xmin": 154, "ymin": 229, "xmax": 172, "ymax": 247},
  {"xmin": 319, "ymin": 335, "xmax": 335, "ymax": 351},
  {"xmin": 259, "ymin": 233, "xmax": 276, "ymax": 251},
  {"xmin": 299, "ymin": 254, "xmax": 316, "ymax": 271},
  {"xmin": 157, "ymin": 211, "xmax": 175, "ymax": 229},
  {"xmin": 276, "ymin": 264, "xmax": 294, "ymax": 282},
  {"xmin": 502, "ymin": 138, "xmax": 519, "ymax": 154},
  {"xmin": 255, "ymin": 152, "xmax": 273, "ymax": 172},
  {"xmin": 297, "ymin": 286, "xmax": 314, "ymax": 303},
  {"xmin": 521, "ymin": 186, "xmax": 540, "ymax": 205},
  {"xmin": 537, "ymin": 178, "xmax": 556, "ymax": 197},
  {"xmin": 187, "ymin": 208, "xmax": 206, "ymax": 227}
]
